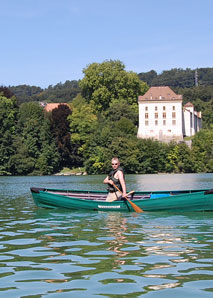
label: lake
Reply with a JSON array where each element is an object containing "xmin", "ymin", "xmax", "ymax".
[{"xmin": 0, "ymin": 173, "xmax": 213, "ymax": 297}]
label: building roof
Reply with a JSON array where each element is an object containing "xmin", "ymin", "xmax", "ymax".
[
  {"xmin": 138, "ymin": 86, "xmax": 182, "ymax": 101},
  {"xmin": 44, "ymin": 103, "xmax": 70, "ymax": 112},
  {"xmin": 184, "ymin": 102, "xmax": 194, "ymax": 107}
]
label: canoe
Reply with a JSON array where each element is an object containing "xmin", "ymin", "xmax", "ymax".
[{"xmin": 30, "ymin": 187, "xmax": 213, "ymax": 212}]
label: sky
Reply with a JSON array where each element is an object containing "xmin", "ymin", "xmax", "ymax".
[{"xmin": 1, "ymin": 0, "xmax": 213, "ymax": 88}]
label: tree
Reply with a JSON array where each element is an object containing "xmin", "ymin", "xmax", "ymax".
[
  {"xmin": 0, "ymin": 86, "xmax": 14, "ymax": 98},
  {"xmin": 35, "ymin": 118, "xmax": 60, "ymax": 175},
  {"xmin": 37, "ymin": 80, "xmax": 80, "ymax": 103},
  {"xmin": 138, "ymin": 70, "xmax": 157, "ymax": 86},
  {"xmin": 79, "ymin": 60, "xmax": 148, "ymax": 112},
  {"xmin": 191, "ymin": 129, "xmax": 213, "ymax": 172},
  {"xmin": 68, "ymin": 95, "xmax": 98, "ymax": 167},
  {"xmin": 106, "ymin": 99, "xmax": 138, "ymax": 125},
  {"xmin": 12, "ymin": 102, "xmax": 60, "ymax": 175},
  {"xmin": 9, "ymin": 85, "xmax": 42, "ymax": 104},
  {"xmin": 50, "ymin": 104, "xmax": 72, "ymax": 169},
  {"xmin": 0, "ymin": 95, "xmax": 18, "ymax": 175}
]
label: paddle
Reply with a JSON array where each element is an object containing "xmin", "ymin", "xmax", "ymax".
[
  {"xmin": 112, "ymin": 183, "xmax": 143, "ymax": 213},
  {"xmin": 126, "ymin": 190, "xmax": 135, "ymax": 197}
]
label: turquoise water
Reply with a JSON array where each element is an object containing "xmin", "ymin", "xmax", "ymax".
[{"xmin": 0, "ymin": 174, "xmax": 213, "ymax": 297}]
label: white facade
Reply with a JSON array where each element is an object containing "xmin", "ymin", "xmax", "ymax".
[
  {"xmin": 183, "ymin": 105, "xmax": 202, "ymax": 137},
  {"xmin": 137, "ymin": 87, "xmax": 201, "ymax": 142}
]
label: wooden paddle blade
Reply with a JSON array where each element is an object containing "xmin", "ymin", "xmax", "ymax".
[
  {"xmin": 127, "ymin": 198, "xmax": 143, "ymax": 213},
  {"xmin": 112, "ymin": 182, "xmax": 144, "ymax": 212}
]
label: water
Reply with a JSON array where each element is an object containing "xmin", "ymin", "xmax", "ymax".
[{"xmin": 0, "ymin": 174, "xmax": 213, "ymax": 297}]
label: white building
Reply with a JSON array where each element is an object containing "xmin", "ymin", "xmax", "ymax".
[
  {"xmin": 183, "ymin": 102, "xmax": 202, "ymax": 137},
  {"xmin": 137, "ymin": 86, "xmax": 201, "ymax": 142}
]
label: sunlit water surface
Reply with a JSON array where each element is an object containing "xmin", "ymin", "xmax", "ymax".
[{"xmin": 0, "ymin": 174, "xmax": 213, "ymax": 297}]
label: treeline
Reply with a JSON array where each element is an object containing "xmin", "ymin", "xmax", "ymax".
[
  {"xmin": 0, "ymin": 61, "xmax": 213, "ymax": 176},
  {"xmin": 8, "ymin": 67, "xmax": 213, "ymax": 128},
  {"xmin": 138, "ymin": 68, "xmax": 213, "ymax": 87},
  {"xmin": 9, "ymin": 80, "xmax": 80, "ymax": 105}
]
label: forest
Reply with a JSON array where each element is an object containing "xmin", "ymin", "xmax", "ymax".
[{"xmin": 0, "ymin": 61, "xmax": 213, "ymax": 176}]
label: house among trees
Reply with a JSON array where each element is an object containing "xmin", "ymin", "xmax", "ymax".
[
  {"xmin": 39, "ymin": 102, "xmax": 70, "ymax": 112},
  {"xmin": 137, "ymin": 86, "xmax": 202, "ymax": 142}
]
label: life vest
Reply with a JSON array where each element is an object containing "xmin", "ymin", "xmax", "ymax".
[{"xmin": 107, "ymin": 167, "xmax": 125, "ymax": 193}]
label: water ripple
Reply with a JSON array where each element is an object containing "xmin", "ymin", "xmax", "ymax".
[{"xmin": 0, "ymin": 175, "xmax": 213, "ymax": 297}]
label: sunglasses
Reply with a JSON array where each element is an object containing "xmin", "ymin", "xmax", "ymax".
[{"xmin": 112, "ymin": 163, "xmax": 118, "ymax": 165}]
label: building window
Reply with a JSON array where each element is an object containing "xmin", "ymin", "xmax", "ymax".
[
  {"xmin": 173, "ymin": 106, "xmax": 175, "ymax": 110},
  {"xmin": 145, "ymin": 113, "xmax": 149, "ymax": 119},
  {"xmin": 163, "ymin": 106, "xmax": 166, "ymax": 111},
  {"xmin": 172, "ymin": 112, "xmax": 176, "ymax": 118},
  {"xmin": 163, "ymin": 112, "xmax": 166, "ymax": 119},
  {"xmin": 145, "ymin": 106, "xmax": 148, "ymax": 111},
  {"xmin": 163, "ymin": 120, "xmax": 166, "ymax": 125},
  {"xmin": 172, "ymin": 120, "xmax": 176, "ymax": 125},
  {"xmin": 155, "ymin": 113, "xmax": 158, "ymax": 119},
  {"xmin": 155, "ymin": 120, "xmax": 158, "ymax": 126},
  {"xmin": 145, "ymin": 120, "xmax": 149, "ymax": 126},
  {"xmin": 155, "ymin": 106, "xmax": 158, "ymax": 111}
]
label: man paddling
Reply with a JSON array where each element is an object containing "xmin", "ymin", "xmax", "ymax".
[{"xmin": 103, "ymin": 157, "xmax": 127, "ymax": 202}]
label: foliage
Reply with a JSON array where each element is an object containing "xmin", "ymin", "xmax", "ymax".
[
  {"xmin": 79, "ymin": 60, "xmax": 148, "ymax": 112},
  {"xmin": 9, "ymin": 80, "xmax": 80, "ymax": 104},
  {"xmin": 138, "ymin": 70, "xmax": 158, "ymax": 86},
  {"xmin": 37, "ymin": 80, "xmax": 80, "ymax": 103},
  {"xmin": 49, "ymin": 104, "xmax": 72, "ymax": 169},
  {"xmin": 9, "ymin": 85, "xmax": 42, "ymax": 104},
  {"xmin": 139, "ymin": 67, "xmax": 213, "ymax": 88},
  {"xmin": 1, "ymin": 63, "xmax": 213, "ymax": 176},
  {"xmin": 68, "ymin": 95, "xmax": 98, "ymax": 166},
  {"xmin": 106, "ymin": 99, "xmax": 138, "ymax": 125},
  {"xmin": 191, "ymin": 129, "xmax": 213, "ymax": 173},
  {"xmin": 0, "ymin": 86, "xmax": 14, "ymax": 98},
  {"xmin": 11, "ymin": 102, "xmax": 60, "ymax": 175},
  {"xmin": 0, "ymin": 95, "xmax": 18, "ymax": 175}
]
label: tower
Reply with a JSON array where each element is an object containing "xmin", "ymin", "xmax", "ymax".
[{"xmin": 195, "ymin": 69, "xmax": 198, "ymax": 87}]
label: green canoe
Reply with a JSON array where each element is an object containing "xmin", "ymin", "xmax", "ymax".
[{"xmin": 30, "ymin": 187, "xmax": 213, "ymax": 212}]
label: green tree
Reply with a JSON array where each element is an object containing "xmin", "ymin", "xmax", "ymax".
[
  {"xmin": 37, "ymin": 80, "xmax": 80, "ymax": 103},
  {"xmin": 68, "ymin": 96, "xmax": 98, "ymax": 166},
  {"xmin": 138, "ymin": 70, "xmax": 157, "ymax": 86},
  {"xmin": 9, "ymin": 136, "xmax": 35, "ymax": 175},
  {"xmin": 0, "ymin": 95, "xmax": 18, "ymax": 175},
  {"xmin": 136, "ymin": 139, "xmax": 168, "ymax": 173},
  {"xmin": 106, "ymin": 99, "xmax": 138, "ymax": 125},
  {"xmin": 79, "ymin": 60, "xmax": 148, "ymax": 112},
  {"xmin": 9, "ymin": 85, "xmax": 42, "ymax": 104},
  {"xmin": 12, "ymin": 102, "xmax": 60, "ymax": 175},
  {"xmin": 191, "ymin": 129, "xmax": 213, "ymax": 172},
  {"xmin": 35, "ymin": 118, "xmax": 60, "ymax": 175}
]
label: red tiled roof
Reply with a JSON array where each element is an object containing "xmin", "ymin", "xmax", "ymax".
[
  {"xmin": 138, "ymin": 86, "xmax": 182, "ymax": 101},
  {"xmin": 44, "ymin": 103, "xmax": 69, "ymax": 112}
]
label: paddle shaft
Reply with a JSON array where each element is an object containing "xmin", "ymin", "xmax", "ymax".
[{"xmin": 112, "ymin": 183, "xmax": 143, "ymax": 213}]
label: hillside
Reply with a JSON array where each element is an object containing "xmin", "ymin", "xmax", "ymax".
[{"xmin": 5, "ymin": 67, "xmax": 213, "ymax": 128}]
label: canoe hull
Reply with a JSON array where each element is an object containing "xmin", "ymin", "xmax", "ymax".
[{"xmin": 30, "ymin": 188, "xmax": 213, "ymax": 212}]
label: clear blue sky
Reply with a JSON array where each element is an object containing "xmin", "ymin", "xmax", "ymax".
[{"xmin": 1, "ymin": 0, "xmax": 212, "ymax": 88}]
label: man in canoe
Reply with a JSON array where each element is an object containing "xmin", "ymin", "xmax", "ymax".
[{"xmin": 103, "ymin": 157, "xmax": 127, "ymax": 202}]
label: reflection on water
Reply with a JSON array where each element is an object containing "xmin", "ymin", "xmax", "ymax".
[
  {"xmin": 130, "ymin": 172, "xmax": 213, "ymax": 191},
  {"xmin": 0, "ymin": 174, "xmax": 213, "ymax": 297}
]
